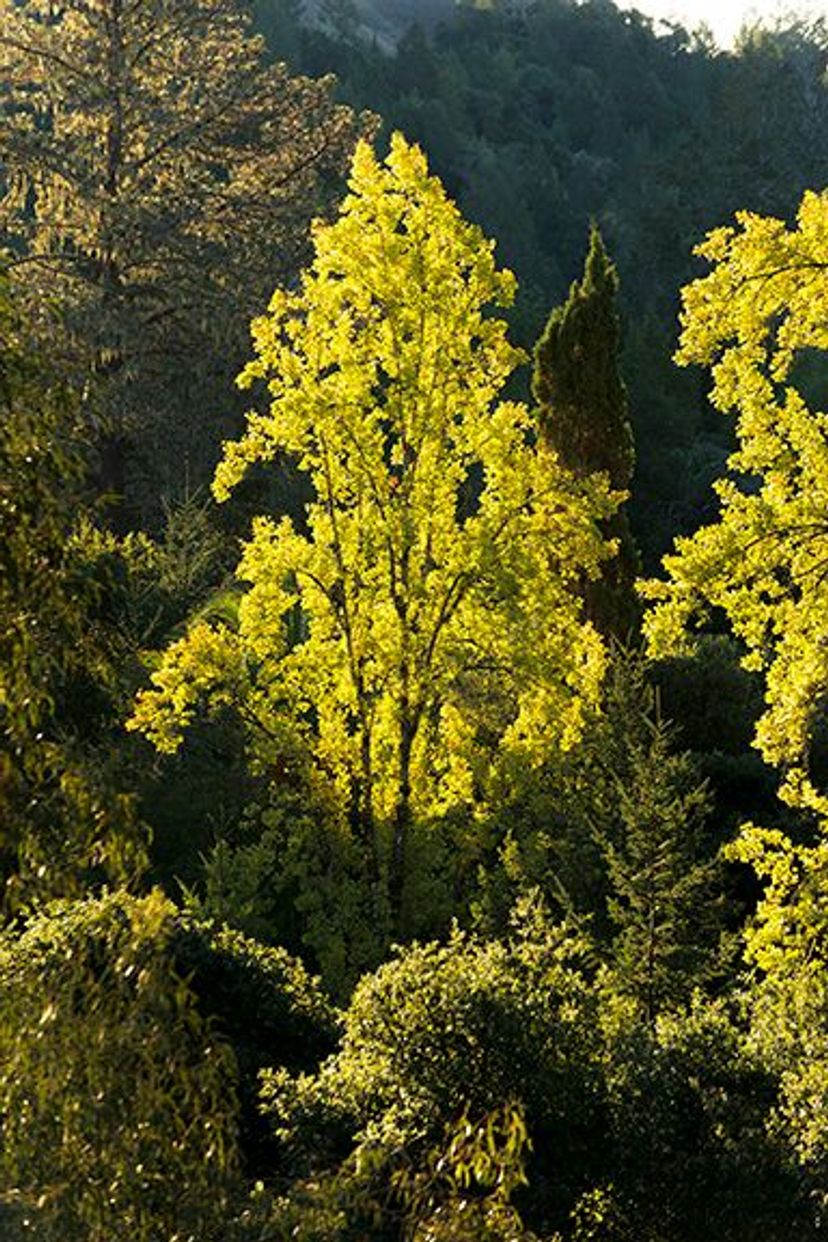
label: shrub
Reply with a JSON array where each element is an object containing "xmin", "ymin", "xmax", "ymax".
[
  {"xmin": 0, "ymin": 888, "xmax": 340, "ymax": 1236},
  {"xmin": 260, "ymin": 897, "xmax": 606, "ymax": 1235}
]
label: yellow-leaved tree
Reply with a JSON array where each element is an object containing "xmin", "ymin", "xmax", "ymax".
[
  {"xmin": 642, "ymin": 189, "xmax": 828, "ymax": 1184},
  {"xmin": 129, "ymin": 135, "xmax": 615, "ymax": 941},
  {"xmin": 643, "ymin": 189, "xmax": 828, "ymax": 814}
]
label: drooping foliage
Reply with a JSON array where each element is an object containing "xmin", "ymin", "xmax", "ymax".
[
  {"xmin": 0, "ymin": 890, "xmax": 240, "ymax": 1240},
  {"xmin": 0, "ymin": 889, "xmax": 340, "ymax": 1236}
]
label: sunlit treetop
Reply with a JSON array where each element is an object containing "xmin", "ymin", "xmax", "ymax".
[
  {"xmin": 642, "ymin": 190, "xmax": 828, "ymax": 812},
  {"xmin": 131, "ymin": 135, "xmax": 616, "ymax": 916}
]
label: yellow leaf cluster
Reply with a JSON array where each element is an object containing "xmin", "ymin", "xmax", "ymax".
[
  {"xmin": 132, "ymin": 136, "xmax": 614, "ymax": 840},
  {"xmin": 642, "ymin": 189, "xmax": 828, "ymax": 813}
]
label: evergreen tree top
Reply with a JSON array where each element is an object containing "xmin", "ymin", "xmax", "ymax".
[{"xmin": 532, "ymin": 224, "xmax": 634, "ymax": 490}]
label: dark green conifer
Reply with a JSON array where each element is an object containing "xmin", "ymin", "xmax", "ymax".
[
  {"xmin": 533, "ymin": 224, "xmax": 640, "ymax": 638},
  {"xmin": 595, "ymin": 657, "xmax": 725, "ymax": 1024},
  {"xmin": 601, "ymin": 713, "xmax": 722, "ymax": 1023}
]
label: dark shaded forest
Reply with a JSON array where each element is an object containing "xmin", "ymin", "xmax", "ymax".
[{"xmin": 1, "ymin": 0, "xmax": 828, "ymax": 1237}]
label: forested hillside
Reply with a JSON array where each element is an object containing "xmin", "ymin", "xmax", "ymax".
[
  {"xmin": 1, "ymin": 0, "xmax": 828, "ymax": 1237},
  {"xmin": 261, "ymin": 0, "xmax": 828, "ymax": 561}
]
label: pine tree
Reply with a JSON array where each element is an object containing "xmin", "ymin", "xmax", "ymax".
[
  {"xmin": 319, "ymin": 0, "xmax": 360, "ymax": 41},
  {"xmin": 532, "ymin": 224, "xmax": 640, "ymax": 638},
  {"xmin": 596, "ymin": 661, "xmax": 722, "ymax": 1022},
  {"xmin": 0, "ymin": 0, "xmax": 364, "ymax": 521}
]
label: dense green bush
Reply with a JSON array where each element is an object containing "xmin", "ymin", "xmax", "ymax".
[
  {"xmin": 248, "ymin": 897, "xmax": 812, "ymax": 1241},
  {"xmin": 599, "ymin": 994, "xmax": 810, "ymax": 1241},
  {"xmin": 259, "ymin": 898, "xmax": 606, "ymax": 1234},
  {"xmin": 171, "ymin": 911, "xmax": 342, "ymax": 1172},
  {"xmin": 0, "ymin": 889, "xmax": 339, "ymax": 1237}
]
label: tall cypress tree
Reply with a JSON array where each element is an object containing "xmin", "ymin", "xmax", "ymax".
[{"xmin": 533, "ymin": 224, "xmax": 640, "ymax": 638}]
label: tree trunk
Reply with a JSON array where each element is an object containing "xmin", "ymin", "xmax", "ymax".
[{"xmin": 389, "ymin": 716, "xmax": 414, "ymax": 925}]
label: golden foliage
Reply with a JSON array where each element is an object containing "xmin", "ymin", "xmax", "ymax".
[
  {"xmin": 642, "ymin": 190, "xmax": 828, "ymax": 812},
  {"xmin": 131, "ymin": 135, "xmax": 614, "ymax": 907}
]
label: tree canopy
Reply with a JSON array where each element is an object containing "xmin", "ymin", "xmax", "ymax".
[
  {"xmin": 643, "ymin": 189, "xmax": 828, "ymax": 814},
  {"xmin": 5, "ymin": 6, "xmax": 828, "ymax": 1237},
  {"xmin": 0, "ymin": 0, "xmax": 363, "ymax": 518},
  {"xmin": 130, "ymin": 134, "xmax": 616, "ymax": 928}
]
